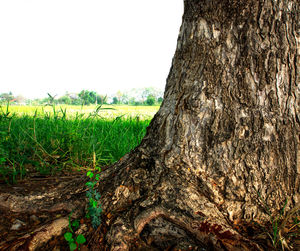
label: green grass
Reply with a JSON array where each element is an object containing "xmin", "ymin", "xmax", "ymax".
[{"xmin": 0, "ymin": 104, "xmax": 158, "ymax": 184}]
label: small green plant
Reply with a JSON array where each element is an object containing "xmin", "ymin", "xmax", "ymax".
[
  {"xmin": 257, "ymin": 191, "xmax": 300, "ymax": 250},
  {"xmin": 86, "ymin": 169, "xmax": 102, "ymax": 228},
  {"xmin": 0, "ymin": 121, "xmax": 18, "ymax": 184},
  {"xmin": 0, "ymin": 156, "xmax": 10, "ymax": 184},
  {"xmin": 0, "ymin": 101, "xmax": 12, "ymax": 120},
  {"xmin": 270, "ymin": 199, "xmax": 288, "ymax": 247},
  {"xmin": 64, "ymin": 212, "xmax": 86, "ymax": 251},
  {"xmin": 257, "ymin": 191, "xmax": 286, "ymax": 247}
]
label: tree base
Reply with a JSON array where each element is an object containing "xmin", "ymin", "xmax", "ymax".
[{"xmin": 0, "ymin": 166, "xmax": 298, "ymax": 251}]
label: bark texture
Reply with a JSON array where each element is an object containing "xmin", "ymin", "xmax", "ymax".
[
  {"xmin": 94, "ymin": 0, "xmax": 300, "ymax": 250},
  {"xmin": 96, "ymin": 0, "xmax": 299, "ymax": 250}
]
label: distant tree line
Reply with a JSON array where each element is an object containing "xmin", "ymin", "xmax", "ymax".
[{"xmin": 0, "ymin": 87, "xmax": 163, "ymax": 106}]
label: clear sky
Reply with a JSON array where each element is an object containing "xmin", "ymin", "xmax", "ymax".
[{"xmin": 0, "ymin": 1, "xmax": 183, "ymax": 99}]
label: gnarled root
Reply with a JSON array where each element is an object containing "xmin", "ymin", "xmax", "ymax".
[{"xmin": 95, "ymin": 156, "xmax": 263, "ymax": 250}]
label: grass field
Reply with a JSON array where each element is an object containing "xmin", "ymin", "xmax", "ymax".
[
  {"xmin": 0, "ymin": 104, "xmax": 159, "ymax": 184},
  {"xmin": 4, "ymin": 104, "xmax": 159, "ymax": 119}
]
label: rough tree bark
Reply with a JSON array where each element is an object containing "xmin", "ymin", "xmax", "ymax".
[
  {"xmin": 1, "ymin": 0, "xmax": 298, "ymax": 250},
  {"xmin": 97, "ymin": 0, "xmax": 299, "ymax": 250}
]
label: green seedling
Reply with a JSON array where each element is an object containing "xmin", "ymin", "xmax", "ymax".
[
  {"xmin": 256, "ymin": 191, "xmax": 300, "ymax": 250},
  {"xmin": 64, "ymin": 232, "xmax": 86, "ymax": 251},
  {"xmin": 64, "ymin": 212, "xmax": 86, "ymax": 251},
  {"xmin": 86, "ymin": 170, "xmax": 102, "ymax": 228}
]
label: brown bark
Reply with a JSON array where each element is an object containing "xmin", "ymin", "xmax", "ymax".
[{"xmin": 97, "ymin": 0, "xmax": 299, "ymax": 250}]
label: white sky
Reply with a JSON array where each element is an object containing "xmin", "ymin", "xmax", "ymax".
[{"xmin": 0, "ymin": 1, "xmax": 183, "ymax": 99}]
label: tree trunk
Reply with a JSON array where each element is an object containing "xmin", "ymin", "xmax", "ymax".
[{"xmin": 97, "ymin": 0, "xmax": 299, "ymax": 250}]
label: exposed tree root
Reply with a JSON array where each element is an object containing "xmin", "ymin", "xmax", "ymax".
[
  {"xmin": 91, "ymin": 155, "xmax": 265, "ymax": 250},
  {"xmin": 102, "ymin": 188, "xmax": 263, "ymax": 250},
  {"xmin": 0, "ymin": 174, "xmax": 87, "ymax": 251},
  {"xmin": 0, "ymin": 155, "xmax": 295, "ymax": 251},
  {"xmin": 0, "ymin": 217, "xmax": 69, "ymax": 251}
]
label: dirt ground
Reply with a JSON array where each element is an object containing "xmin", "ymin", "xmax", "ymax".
[
  {"xmin": 0, "ymin": 173, "xmax": 110, "ymax": 250},
  {"xmin": 0, "ymin": 174, "xmax": 299, "ymax": 251}
]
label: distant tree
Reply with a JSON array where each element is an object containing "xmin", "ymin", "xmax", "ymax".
[
  {"xmin": 146, "ymin": 94, "xmax": 156, "ymax": 106},
  {"xmin": 114, "ymin": 87, "xmax": 164, "ymax": 105},
  {"xmin": 141, "ymin": 87, "xmax": 163, "ymax": 102},
  {"xmin": 89, "ymin": 91, "xmax": 97, "ymax": 105},
  {"xmin": 96, "ymin": 95, "xmax": 108, "ymax": 105},
  {"xmin": 79, "ymin": 90, "xmax": 88, "ymax": 105},
  {"xmin": 68, "ymin": 93, "xmax": 81, "ymax": 105},
  {"xmin": 134, "ymin": 100, "xmax": 143, "ymax": 106},
  {"xmin": 78, "ymin": 90, "xmax": 97, "ymax": 105},
  {"xmin": 0, "ymin": 92, "xmax": 14, "ymax": 102},
  {"xmin": 157, "ymin": 97, "xmax": 163, "ymax": 104},
  {"xmin": 58, "ymin": 95, "xmax": 71, "ymax": 105},
  {"xmin": 116, "ymin": 90, "xmax": 123, "ymax": 103},
  {"xmin": 141, "ymin": 88, "xmax": 151, "ymax": 102},
  {"xmin": 25, "ymin": 99, "xmax": 32, "ymax": 105},
  {"xmin": 112, "ymin": 97, "xmax": 119, "ymax": 104},
  {"xmin": 120, "ymin": 93, "xmax": 129, "ymax": 104},
  {"xmin": 128, "ymin": 97, "xmax": 136, "ymax": 105},
  {"xmin": 71, "ymin": 98, "xmax": 81, "ymax": 105},
  {"xmin": 32, "ymin": 98, "xmax": 42, "ymax": 106}
]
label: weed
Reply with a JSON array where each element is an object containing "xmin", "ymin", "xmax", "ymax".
[
  {"xmin": 257, "ymin": 191, "xmax": 300, "ymax": 250},
  {"xmin": 85, "ymin": 169, "xmax": 102, "ymax": 228},
  {"xmin": 64, "ymin": 212, "xmax": 86, "ymax": 251},
  {"xmin": 0, "ymin": 115, "xmax": 19, "ymax": 184}
]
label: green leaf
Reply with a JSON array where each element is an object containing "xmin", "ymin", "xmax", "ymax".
[
  {"xmin": 72, "ymin": 220, "xmax": 79, "ymax": 229},
  {"xmin": 85, "ymin": 181, "xmax": 94, "ymax": 188},
  {"xmin": 95, "ymin": 193, "xmax": 101, "ymax": 200},
  {"xmin": 76, "ymin": 234, "xmax": 86, "ymax": 244},
  {"xmin": 69, "ymin": 242, "xmax": 77, "ymax": 251},
  {"xmin": 87, "ymin": 171, "xmax": 94, "ymax": 178},
  {"xmin": 91, "ymin": 200, "xmax": 97, "ymax": 208},
  {"xmin": 89, "ymin": 197, "xmax": 95, "ymax": 203},
  {"xmin": 64, "ymin": 232, "xmax": 73, "ymax": 242}
]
